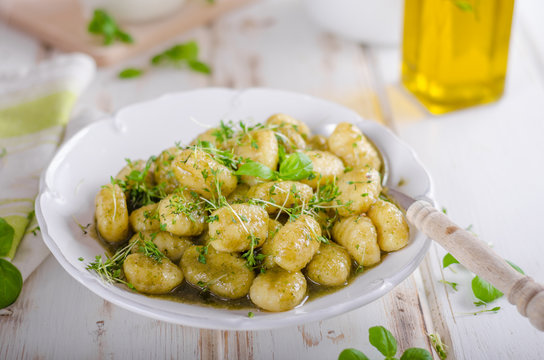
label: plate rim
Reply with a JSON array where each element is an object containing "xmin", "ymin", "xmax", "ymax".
[{"xmin": 36, "ymin": 87, "xmax": 434, "ymax": 330}]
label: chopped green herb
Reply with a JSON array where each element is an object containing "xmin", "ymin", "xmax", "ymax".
[
  {"xmin": 247, "ymin": 311, "xmax": 254, "ymax": 318},
  {"xmin": 136, "ymin": 233, "xmax": 166, "ymax": 263},
  {"xmin": 211, "ymin": 120, "xmax": 235, "ymax": 145},
  {"xmin": 439, "ymin": 279, "xmax": 458, "ymax": 291},
  {"xmin": 0, "ymin": 148, "xmax": 6, "ymax": 158},
  {"xmin": 242, "ymin": 234, "xmax": 265, "ymax": 268},
  {"xmin": 73, "ymin": 216, "xmax": 91, "ymax": 235},
  {"xmin": 112, "ymin": 156, "xmax": 165, "ymax": 211},
  {"xmin": 151, "ymin": 41, "xmax": 212, "ymax": 75},
  {"xmin": 197, "ymin": 245, "xmax": 208, "ymax": 264},
  {"xmin": 28, "ymin": 226, "xmax": 40, "ymax": 236}
]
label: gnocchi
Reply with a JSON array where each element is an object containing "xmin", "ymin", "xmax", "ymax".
[
  {"xmin": 246, "ymin": 181, "xmax": 313, "ymax": 215},
  {"xmin": 328, "ymin": 122, "xmax": 382, "ymax": 170},
  {"xmin": 208, "ymin": 203, "xmax": 268, "ymax": 253},
  {"xmin": 123, "ymin": 253, "xmax": 183, "ymax": 295},
  {"xmin": 181, "ymin": 245, "xmax": 255, "ymax": 299},
  {"xmin": 367, "ymin": 199, "xmax": 410, "ymax": 252},
  {"xmin": 306, "ymin": 243, "xmax": 352, "ymax": 286},
  {"xmin": 249, "ymin": 268, "xmax": 307, "ymax": 312},
  {"xmin": 336, "ymin": 167, "xmax": 382, "ymax": 217},
  {"xmin": 95, "ymin": 183, "xmax": 129, "ymax": 243},
  {"xmin": 91, "ymin": 115, "xmax": 410, "ymax": 313}
]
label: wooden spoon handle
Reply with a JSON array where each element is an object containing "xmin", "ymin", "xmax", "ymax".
[{"xmin": 407, "ymin": 200, "xmax": 544, "ymax": 331}]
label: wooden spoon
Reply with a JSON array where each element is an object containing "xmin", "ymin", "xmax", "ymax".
[{"xmin": 387, "ymin": 188, "xmax": 544, "ymax": 331}]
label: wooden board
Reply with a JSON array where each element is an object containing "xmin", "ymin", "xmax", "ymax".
[{"xmin": 0, "ymin": 0, "xmax": 254, "ymax": 67}]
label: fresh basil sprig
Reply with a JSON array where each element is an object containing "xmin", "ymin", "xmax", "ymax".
[
  {"xmin": 338, "ymin": 325, "xmax": 432, "ymax": 360},
  {"xmin": 88, "ymin": 9, "xmax": 133, "ymax": 46},
  {"xmin": 151, "ymin": 41, "xmax": 212, "ymax": 75},
  {"xmin": 368, "ymin": 326, "xmax": 397, "ymax": 358},
  {"xmin": 235, "ymin": 152, "xmax": 314, "ymax": 181}
]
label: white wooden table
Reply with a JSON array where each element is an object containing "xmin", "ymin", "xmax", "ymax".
[{"xmin": 1, "ymin": 0, "xmax": 544, "ymax": 358}]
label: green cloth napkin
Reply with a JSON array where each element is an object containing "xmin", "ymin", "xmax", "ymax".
[{"xmin": 0, "ymin": 54, "xmax": 95, "ymax": 287}]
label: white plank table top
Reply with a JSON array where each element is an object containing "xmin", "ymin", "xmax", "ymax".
[{"xmin": 1, "ymin": 0, "xmax": 543, "ymax": 359}]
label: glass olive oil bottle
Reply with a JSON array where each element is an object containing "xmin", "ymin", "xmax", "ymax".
[{"xmin": 402, "ymin": 0, "xmax": 515, "ymax": 114}]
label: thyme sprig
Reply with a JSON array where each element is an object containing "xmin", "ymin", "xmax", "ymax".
[
  {"xmin": 241, "ymin": 234, "xmax": 266, "ymax": 269},
  {"xmin": 85, "ymin": 233, "xmax": 167, "ymax": 290},
  {"xmin": 85, "ymin": 241, "xmax": 138, "ymax": 290},
  {"xmin": 136, "ymin": 233, "xmax": 166, "ymax": 263},
  {"xmin": 112, "ymin": 157, "xmax": 166, "ymax": 211}
]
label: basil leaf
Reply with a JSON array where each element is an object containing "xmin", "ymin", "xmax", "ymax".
[
  {"xmin": 168, "ymin": 41, "xmax": 199, "ymax": 61},
  {"xmin": 368, "ymin": 325, "xmax": 397, "ymax": 357},
  {"xmin": 151, "ymin": 54, "xmax": 164, "ymax": 65},
  {"xmin": 235, "ymin": 161, "xmax": 276, "ymax": 180},
  {"xmin": 278, "ymin": 152, "xmax": 313, "ymax": 181},
  {"xmin": 119, "ymin": 68, "xmax": 143, "ymax": 79},
  {"xmin": 116, "ymin": 30, "xmax": 133, "ymax": 44},
  {"xmin": 442, "ymin": 253, "xmax": 459, "ymax": 268},
  {"xmin": 87, "ymin": 9, "xmax": 133, "ymax": 46},
  {"xmin": 471, "ymin": 261, "xmax": 523, "ymax": 303},
  {"xmin": 188, "ymin": 60, "xmax": 212, "ymax": 74},
  {"xmin": 400, "ymin": 348, "xmax": 433, "ymax": 360},
  {"xmin": 471, "ymin": 275, "xmax": 503, "ymax": 303},
  {"xmin": 0, "ymin": 259, "xmax": 23, "ymax": 308},
  {"xmin": 506, "ymin": 260, "xmax": 524, "ymax": 274},
  {"xmin": 0, "ymin": 218, "xmax": 15, "ymax": 257},
  {"xmin": 338, "ymin": 348, "xmax": 370, "ymax": 360},
  {"xmin": 152, "ymin": 41, "xmax": 199, "ymax": 66},
  {"xmin": 278, "ymin": 143, "xmax": 287, "ymax": 163}
]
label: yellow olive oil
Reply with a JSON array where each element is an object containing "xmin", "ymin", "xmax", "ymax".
[{"xmin": 402, "ymin": 0, "xmax": 515, "ymax": 114}]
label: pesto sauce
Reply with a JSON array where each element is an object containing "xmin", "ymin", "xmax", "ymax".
[{"xmin": 92, "ymin": 222, "xmax": 386, "ymax": 311}]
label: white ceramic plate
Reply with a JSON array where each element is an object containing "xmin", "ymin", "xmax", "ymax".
[{"xmin": 36, "ymin": 88, "xmax": 433, "ymax": 330}]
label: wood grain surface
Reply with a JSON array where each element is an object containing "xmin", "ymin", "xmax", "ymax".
[{"xmin": 0, "ymin": 0, "xmax": 254, "ymax": 66}]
